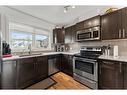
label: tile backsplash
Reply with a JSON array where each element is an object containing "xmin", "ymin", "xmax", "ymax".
[{"xmin": 66, "ymin": 39, "xmax": 127, "ymax": 56}]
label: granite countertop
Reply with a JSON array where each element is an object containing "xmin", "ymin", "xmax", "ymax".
[
  {"xmin": 2, "ymin": 51, "xmax": 79, "ymax": 61},
  {"xmin": 99, "ymin": 55, "xmax": 127, "ymax": 62}
]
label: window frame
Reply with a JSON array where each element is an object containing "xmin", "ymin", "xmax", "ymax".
[
  {"xmin": 9, "ymin": 23, "xmax": 51, "ymax": 52},
  {"xmin": 35, "ymin": 33, "xmax": 49, "ymax": 49},
  {"xmin": 9, "ymin": 29, "xmax": 34, "ymax": 52}
]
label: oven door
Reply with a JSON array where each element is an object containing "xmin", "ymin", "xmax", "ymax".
[{"xmin": 73, "ymin": 57, "xmax": 98, "ymax": 81}]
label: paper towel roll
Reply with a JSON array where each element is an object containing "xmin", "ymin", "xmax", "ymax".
[{"xmin": 113, "ymin": 45, "xmax": 118, "ymax": 57}]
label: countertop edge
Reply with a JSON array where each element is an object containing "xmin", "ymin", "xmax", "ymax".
[{"xmin": 2, "ymin": 52, "xmax": 78, "ymax": 61}]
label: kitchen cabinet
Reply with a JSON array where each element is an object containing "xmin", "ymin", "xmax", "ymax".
[
  {"xmin": 65, "ymin": 25, "xmax": 76, "ymax": 43},
  {"xmin": 35, "ymin": 56, "xmax": 48, "ymax": 81},
  {"xmin": 121, "ymin": 7, "xmax": 127, "ymax": 38},
  {"xmin": 123, "ymin": 62, "xmax": 127, "ymax": 89},
  {"xmin": 101, "ymin": 7, "xmax": 127, "ymax": 40},
  {"xmin": 61, "ymin": 55, "xmax": 73, "ymax": 77},
  {"xmin": 2, "ymin": 60, "xmax": 17, "ymax": 89},
  {"xmin": 65, "ymin": 26, "xmax": 72, "ymax": 43},
  {"xmin": 101, "ymin": 10, "xmax": 121, "ymax": 40},
  {"xmin": 98, "ymin": 60, "xmax": 123, "ymax": 89},
  {"xmin": 2, "ymin": 56, "xmax": 49, "ymax": 89},
  {"xmin": 76, "ymin": 15, "xmax": 100, "ymax": 31},
  {"xmin": 48, "ymin": 54, "xmax": 61, "ymax": 75},
  {"xmin": 53, "ymin": 28, "xmax": 65, "ymax": 43},
  {"xmin": 16, "ymin": 57, "xmax": 36, "ymax": 88},
  {"xmin": 84, "ymin": 15, "xmax": 100, "ymax": 29},
  {"xmin": 76, "ymin": 21, "xmax": 85, "ymax": 31},
  {"xmin": 71, "ymin": 25, "xmax": 76, "ymax": 42}
]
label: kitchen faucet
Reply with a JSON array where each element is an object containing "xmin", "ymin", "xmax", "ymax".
[{"xmin": 28, "ymin": 44, "xmax": 32, "ymax": 55}]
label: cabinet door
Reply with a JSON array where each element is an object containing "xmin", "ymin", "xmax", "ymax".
[
  {"xmin": 65, "ymin": 26, "xmax": 72, "ymax": 43},
  {"xmin": 71, "ymin": 25, "xmax": 76, "ymax": 43},
  {"xmin": 123, "ymin": 63, "xmax": 127, "ymax": 89},
  {"xmin": 53, "ymin": 28, "xmax": 65, "ymax": 43},
  {"xmin": 122, "ymin": 7, "xmax": 127, "ymax": 38},
  {"xmin": 2, "ymin": 61, "xmax": 17, "ymax": 89},
  {"xmin": 84, "ymin": 15, "xmax": 100, "ymax": 28},
  {"xmin": 17, "ymin": 57, "xmax": 36, "ymax": 88},
  {"xmin": 36, "ymin": 56, "xmax": 48, "ymax": 81},
  {"xmin": 98, "ymin": 60, "xmax": 123, "ymax": 89},
  {"xmin": 76, "ymin": 21, "xmax": 84, "ymax": 31},
  {"xmin": 101, "ymin": 10, "xmax": 121, "ymax": 40},
  {"xmin": 61, "ymin": 55, "xmax": 73, "ymax": 76},
  {"xmin": 57, "ymin": 28, "xmax": 65, "ymax": 43}
]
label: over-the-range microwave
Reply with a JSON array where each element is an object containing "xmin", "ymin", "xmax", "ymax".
[{"xmin": 76, "ymin": 26, "xmax": 100, "ymax": 41}]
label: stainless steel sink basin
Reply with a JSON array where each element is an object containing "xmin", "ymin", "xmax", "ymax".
[{"xmin": 19, "ymin": 53, "xmax": 42, "ymax": 57}]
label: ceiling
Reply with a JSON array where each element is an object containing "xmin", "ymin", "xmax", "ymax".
[{"xmin": 8, "ymin": 6, "xmax": 121, "ymax": 27}]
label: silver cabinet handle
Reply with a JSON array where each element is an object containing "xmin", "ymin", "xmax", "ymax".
[
  {"xmin": 119, "ymin": 29, "xmax": 121, "ymax": 38},
  {"xmin": 120, "ymin": 63, "xmax": 122, "ymax": 73},
  {"xmin": 123, "ymin": 28, "xmax": 125, "ymax": 38}
]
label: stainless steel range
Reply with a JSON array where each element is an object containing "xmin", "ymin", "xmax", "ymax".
[{"xmin": 73, "ymin": 46, "xmax": 102, "ymax": 89}]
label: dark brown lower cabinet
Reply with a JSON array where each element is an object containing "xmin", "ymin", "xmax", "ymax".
[
  {"xmin": 35, "ymin": 56, "xmax": 48, "ymax": 81},
  {"xmin": 16, "ymin": 56, "xmax": 48, "ymax": 89},
  {"xmin": 61, "ymin": 55, "xmax": 73, "ymax": 77},
  {"xmin": 123, "ymin": 63, "xmax": 127, "ymax": 89},
  {"xmin": 98, "ymin": 60, "xmax": 123, "ymax": 89},
  {"xmin": 16, "ymin": 57, "xmax": 36, "ymax": 88}
]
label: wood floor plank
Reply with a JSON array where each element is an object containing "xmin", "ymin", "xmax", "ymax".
[{"xmin": 48, "ymin": 72, "xmax": 90, "ymax": 90}]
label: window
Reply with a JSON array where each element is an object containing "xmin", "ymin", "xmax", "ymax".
[
  {"xmin": 9, "ymin": 22, "xmax": 51, "ymax": 51},
  {"xmin": 35, "ymin": 34, "xmax": 49, "ymax": 48},
  {"xmin": 10, "ymin": 31, "xmax": 32, "ymax": 48}
]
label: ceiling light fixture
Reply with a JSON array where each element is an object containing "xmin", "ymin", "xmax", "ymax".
[{"xmin": 64, "ymin": 5, "xmax": 76, "ymax": 13}]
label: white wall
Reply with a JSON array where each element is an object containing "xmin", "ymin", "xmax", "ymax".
[{"xmin": 0, "ymin": 6, "xmax": 55, "ymax": 43}]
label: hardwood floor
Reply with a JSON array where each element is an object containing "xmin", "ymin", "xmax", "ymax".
[{"xmin": 48, "ymin": 72, "xmax": 90, "ymax": 90}]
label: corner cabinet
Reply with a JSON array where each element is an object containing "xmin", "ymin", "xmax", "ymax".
[{"xmin": 61, "ymin": 54, "xmax": 73, "ymax": 77}]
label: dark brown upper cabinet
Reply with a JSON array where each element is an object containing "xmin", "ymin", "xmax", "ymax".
[
  {"xmin": 53, "ymin": 28, "xmax": 65, "ymax": 43},
  {"xmin": 76, "ymin": 21, "xmax": 85, "ymax": 31},
  {"xmin": 101, "ymin": 7, "xmax": 127, "ymax": 40},
  {"xmin": 65, "ymin": 25, "xmax": 76, "ymax": 43},
  {"xmin": 121, "ymin": 7, "xmax": 127, "ymax": 38},
  {"xmin": 76, "ymin": 15, "xmax": 100, "ymax": 31},
  {"xmin": 84, "ymin": 15, "xmax": 100, "ymax": 29},
  {"xmin": 101, "ymin": 10, "xmax": 121, "ymax": 40}
]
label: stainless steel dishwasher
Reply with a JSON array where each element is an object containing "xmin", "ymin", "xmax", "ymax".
[{"xmin": 48, "ymin": 54, "xmax": 61, "ymax": 75}]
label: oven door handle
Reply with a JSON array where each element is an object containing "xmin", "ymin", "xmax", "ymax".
[{"xmin": 74, "ymin": 57, "xmax": 97, "ymax": 64}]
